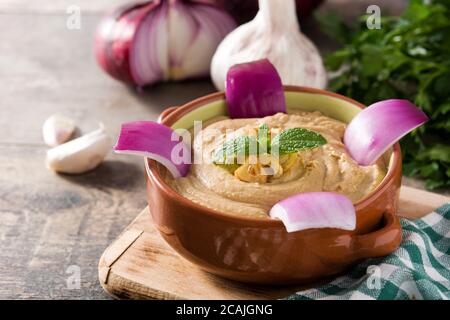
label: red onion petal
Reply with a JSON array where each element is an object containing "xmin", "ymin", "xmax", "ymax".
[
  {"xmin": 167, "ymin": 1, "xmax": 236, "ymax": 79},
  {"xmin": 114, "ymin": 121, "xmax": 190, "ymax": 178},
  {"xmin": 131, "ymin": 6, "xmax": 169, "ymax": 85},
  {"xmin": 168, "ymin": 1, "xmax": 200, "ymax": 68},
  {"xmin": 225, "ymin": 59, "xmax": 286, "ymax": 118},
  {"xmin": 270, "ymin": 192, "xmax": 356, "ymax": 233},
  {"xmin": 344, "ymin": 99, "xmax": 429, "ymax": 166}
]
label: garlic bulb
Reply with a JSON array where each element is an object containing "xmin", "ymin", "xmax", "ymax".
[
  {"xmin": 94, "ymin": 0, "xmax": 236, "ymax": 87},
  {"xmin": 42, "ymin": 114, "xmax": 75, "ymax": 147},
  {"xmin": 210, "ymin": 0, "xmax": 327, "ymax": 91},
  {"xmin": 46, "ymin": 124, "xmax": 112, "ymax": 174}
]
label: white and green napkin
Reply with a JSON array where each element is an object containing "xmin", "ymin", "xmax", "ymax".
[{"xmin": 286, "ymin": 204, "xmax": 450, "ymax": 300}]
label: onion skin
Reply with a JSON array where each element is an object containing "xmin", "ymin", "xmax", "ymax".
[
  {"xmin": 225, "ymin": 59, "xmax": 286, "ymax": 119},
  {"xmin": 114, "ymin": 121, "xmax": 191, "ymax": 178},
  {"xmin": 270, "ymin": 192, "xmax": 356, "ymax": 233},
  {"xmin": 94, "ymin": 0, "xmax": 236, "ymax": 87},
  {"xmin": 344, "ymin": 99, "xmax": 429, "ymax": 166}
]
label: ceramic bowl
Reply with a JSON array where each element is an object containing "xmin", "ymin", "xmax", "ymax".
[{"xmin": 145, "ymin": 86, "xmax": 402, "ymax": 285}]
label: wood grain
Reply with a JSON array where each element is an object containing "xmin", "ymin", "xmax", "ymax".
[
  {"xmin": 0, "ymin": 0, "xmax": 443, "ymax": 300},
  {"xmin": 397, "ymin": 186, "xmax": 450, "ymax": 219},
  {"xmin": 0, "ymin": 11, "xmax": 214, "ymax": 298},
  {"xmin": 98, "ymin": 186, "xmax": 449, "ymax": 300},
  {"xmin": 0, "ymin": 145, "xmax": 148, "ymax": 298}
]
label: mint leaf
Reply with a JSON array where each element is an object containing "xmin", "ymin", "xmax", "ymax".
[
  {"xmin": 271, "ymin": 128, "xmax": 327, "ymax": 155},
  {"xmin": 214, "ymin": 127, "xmax": 327, "ymax": 165},
  {"xmin": 214, "ymin": 124, "xmax": 271, "ymax": 165},
  {"xmin": 258, "ymin": 123, "xmax": 270, "ymax": 153},
  {"xmin": 259, "ymin": 123, "xmax": 269, "ymax": 137},
  {"xmin": 213, "ymin": 135, "xmax": 258, "ymax": 164}
]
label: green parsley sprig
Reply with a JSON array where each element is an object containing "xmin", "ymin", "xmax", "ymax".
[{"xmin": 316, "ymin": 0, "xmax": 450, "ymax": 189}]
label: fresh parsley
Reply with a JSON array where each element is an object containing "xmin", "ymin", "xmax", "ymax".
[{"xmin": 316, "ymin": 0, "xmax": 450, "ymax": 189}]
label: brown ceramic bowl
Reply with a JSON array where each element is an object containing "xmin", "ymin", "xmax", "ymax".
[{"xmin": 145, "ymin": 86, "xmax": 402, "ymax": 285}]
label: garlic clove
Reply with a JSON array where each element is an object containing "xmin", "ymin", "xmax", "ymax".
[
  {"xmin": 211, "ymin": 0, "xmax": 327, "ymax": 91},
  {"xmin": 42, "ymin": 114, "xmax": 76, "ymax": 147},
  {"xmin": 211, "ymin": 21, "xmax": 255, "ymax": 90},
  {"xmin": 46, "ymin": 124, "xmax": 112, "ymax": 174}
]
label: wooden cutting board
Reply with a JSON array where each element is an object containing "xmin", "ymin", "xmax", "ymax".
[{"xmin": 98, "ymin": 186, "xmax": 449, "ymax": 300}]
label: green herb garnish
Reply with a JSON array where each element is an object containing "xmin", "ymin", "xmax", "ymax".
[
  {"xmin": 257, "ymin": 123, "xmax": 271, "ymax": 153},
  {"xmin": 213, "ymin": 135, "xmax": 259, "ymax": 164},
  {"xmin": 213, "ymin": 125, "xmax": 327, "ymax": 165},
  {"xmin": 271, "ymin": 128, "xmax": 327, "ymax": 155},
  {"xmin": 316, "ymin": 0, "xmax": 450, "ymax": 189}
]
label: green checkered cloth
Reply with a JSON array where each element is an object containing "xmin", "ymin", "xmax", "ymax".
[{"xmin": 286, "ymin": 204, "xmax": 450, "ymax": 300}]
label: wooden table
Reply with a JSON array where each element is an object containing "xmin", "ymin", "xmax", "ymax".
[{"xmin": 0, "ymin": 0, "xmax": 441, "ymax": 300}]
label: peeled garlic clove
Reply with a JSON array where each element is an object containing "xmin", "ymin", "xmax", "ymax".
[
  {"xmin": 46, "ymin": 124, "xmax": 112, "ymax": 174},
  {"xmin": 42, "ymin": 114, "xmax": 76, "ymax": 147},
  {"xmin": 211, "ymin": 0, "xmax": 327, "ymax": 90}
]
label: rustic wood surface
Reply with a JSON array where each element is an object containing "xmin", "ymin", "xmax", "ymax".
[
  {"xmin": 98, "ymin": 186, "xmax": 449, "ymax": 300},
  {"xmin": 0, "ymin": 0, "xmax": 444, "ymax": 299}
]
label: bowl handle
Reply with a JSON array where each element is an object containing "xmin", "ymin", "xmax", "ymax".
[
  {"xmin": 353, "ymin": 210, "xmax": 402, "ymax": 260},
  {"xmin": 158, "ymin": 106, "xmax": 179, "ymax": 124}
]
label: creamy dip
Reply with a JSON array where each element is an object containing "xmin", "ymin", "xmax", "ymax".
[{"xmin": 167, "ymin": 111, "xmax": 386, "ymax": 218}]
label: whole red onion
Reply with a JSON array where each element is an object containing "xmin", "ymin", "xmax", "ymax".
[{"xmin": 94, "ymin": 0, "xmax": 236, "ymax": 87}]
